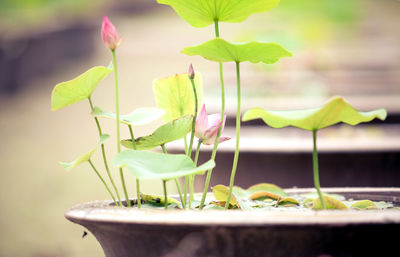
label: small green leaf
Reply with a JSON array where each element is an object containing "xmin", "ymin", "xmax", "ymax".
[
  {"xmin": 247, "ymin": 183, "xmax": 287, "ymax": 197},
  {"xmin": 351, "ymin": 200, "xmax": 378, "ymax": 210},
  {"xmin": 59, "ymin": 134, "xmax": 110, "ymax": 171},
  {"xmin": 250, "ymin": 191, "xmax": 280, "ymax": 201},
  {"xmin": 243, "ymin": 96, "xmax": 387, "ymax": 131},
  {"xmin": 112, "ymin": 150, "xmax": 215, "ymax": 180},
  {"xmin": 153, "ymin": 73, "xmax": 203, "ymax": 122},
  {"xmin": 157, "ymin": 0, "xmax": 280, "ymax": 28},
  {"xmin": 182, "ymin": 38, "xmax": 292, "ymax": 64},
  {"xmin": 312, "ymin": 195, "xmax": 348, "ymax": 210},
  {"xmin": 51, "ymin": 66, "xmax": 112, "ymax": 111},
  {"xmin": 140, "ymin": 193, "xmax": 181, "ymax": 207},
  {"xmin": 121, "ymin": 115, "xmax": 192, "ymax": 150},
  {"xmin": 213, "ymin": 185, "xmax": 239, "ymax": 207},
  {"xmin": 92, "ymin": 106, "xmax": 165, "ymax": 126}
]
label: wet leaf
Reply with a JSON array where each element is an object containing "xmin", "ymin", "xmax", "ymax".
[
  {"xmin": 351, "ymin": 200, "xmax": 378, "ymax": 210},
  {"xmin": 278, "ymin": 197, "xmax": 299, "ymax": 207},
  {"xmin": 243, "ymin": 96, "xmax": 387, "ymax": 131},
  {"xmin": 182, "ymin": 38, "xmax": 291, "ymax": 64},
  {"xmin": 140, "ymin": 193, "xmax": 181, "ymax": 207},
  {"xmin": 157, "ymin": 0, "xmax": 280, "ymax": 28},
  {"xmin": 312, "ymin": 195, "xmax": 348, "ymax": 210},
  {"xmin": 59, "ymin": 135, "xmax": 110, "ymax": 171},
  {"xmin": 153, "ymin": 73, "xmax": 203, "ymax": 122},
  {"xmin": 92, "ymin": 107, "xmax": 165, "ymax": 126},
  {"xmin": 249, "ymin": 191, "xmax": 280, "ymax": 201},
  {"xmin": 247, "ymin": 183, "xmax": 287, "ymax": 197},
  {"xmin": 112, "ymin": 150, "xmax": 215, "ymax": 180},
  {"xmin": 121, "ymin": 115, "xmax": 192, "ymax": 150},
  {"xmin": 51, "ymin": 65, "xmax": 112, "ymax": 111}
]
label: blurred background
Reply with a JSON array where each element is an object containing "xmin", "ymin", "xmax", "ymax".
[{"xmin": 0, "ymin": 0, "xmax": 399, "ymax": 256}]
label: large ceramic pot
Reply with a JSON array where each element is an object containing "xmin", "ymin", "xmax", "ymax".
[{"xmin": 65, "ymin": 188, "xmax": 400, "ymax": 257}]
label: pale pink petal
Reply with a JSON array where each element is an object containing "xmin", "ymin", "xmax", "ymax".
[
  {"xmin": 195, "ymin": 104, "xmax": 208, "ymax": 138},
  {"xmin": 218, "ymin": 136, "xmax": 231, "ymax": 144},
  {"xmin": 207, "ymin": 113, "xmax": 221, "ymax": 129},
  {"xmin": 101, "ymin": 16, "xmax": 119, "ymax": 50}
]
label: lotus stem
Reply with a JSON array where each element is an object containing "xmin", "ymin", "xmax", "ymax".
[
  {"xmin": 88, "ymin": 97, "xmax": 121, "ymax": 206},
  {"xmin": 199, "ymin": 20, "xmax": 226, "ymax": 209},
  {"xmin": 225, "ymin": 61, "xmax": 241, "ymax": 209},
  {"xmin": 88, "ymin": 159, "xmax": 117, "ymax": 204},
  {"xmin": 313, "ymin": 130, "xmax": 326, "ymax": 209},
  {"xmin": 189, "ymin": 141, "xmax": 202, "ymax": 208},
  {"xmin": 112, "ymin": 49, "xmax": 131, "ymax": 207},
  {"xmin": 128, "ymin": 125, "xmax": 141, "ymax": 208},
  {"xmin": 163, "ymin": 180, "xmax": 168, "ymax": 209}
]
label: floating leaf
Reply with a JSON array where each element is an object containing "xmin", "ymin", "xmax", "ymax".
[
  {"xmin": 302, "ymin": 198, "xmax": 314, "ymax": 207},
  {"xmin": 351, "ymin": 200, "xmax": 378, "ymax": 210},
  {"xmin": 213, "ymin": 185, "xmax": 239, "ymax": 207},
  {"xmin": 121, "ymin": 115, "xmax": 192, "ymax": 150},
  {"xmin": 112, "ymin": 150, "xmax": 215, "ymax": 180},
  {"xmin": 51, "ymin": 65, "xmax": 112, "ymax": 111},
  {"xmin": 278, "ymin": 197, "xmax": 299, "ymax": 207},
  {"xmin": 250, "ymin": 191, "xmax": 280, "ymax": 201},
  {"xmin": 92, "ymin": 106, "xmax": 165, "ymax": 126},
  {"xmin": 312, "ymin": 195, "xmax": 348, "ymax": 210},
  {"xmin": 247, "ymin": 183, "xmax": 287, "ymax": 197},
  {"xmin": 243, "ymin": 96, "xmax": 387, "ymax": 131},
  {"xmin": 140, "ymin": 193, "xmax": 180, "ymax": 207},
  {"xmin": 153, "ymin": 73, "xmax": 203, "ymax": 122},
  {"xmin": 232, "ymin": 186, "xmax": 250, "ymax": 199},
  {"xmin": 59, "ymin": 134, "xmax": 110, "ymax": 171},
  {"xmin": 300, "ymin": 192, "xmax": 345, "ymax": 201},
  {"xmin": 182, "ymin": 38, "xmax": 292, "ymax": 64},
  {"xmin": 157, "ymin": 0, "xmax": 280, "ymax": 28}
]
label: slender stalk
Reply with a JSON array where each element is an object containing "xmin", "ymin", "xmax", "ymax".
[
  {"xmin": 161, "ymin": 144, "xmax": 185, "ymax": 208},
  {"xmin": 184, "ymin": 136, "xmax": 188, "ymax": 155},
  {"xmin": 163, "ymin": 180, "xmax": 168, "ymax": 209},
  {"xmin": 112, "ymin": 49, "xmax": 131, "ymax": 207},
  {"xmin": 88, "ymin": 159, "xmax": 117, "ymax": 203},
  {"xmin": 199, "ymin": 20, "xmax": 226, "ymax": 209},
  {"xmin": 184, "ymin": 176, "xmax": 188, "ymax": 209},
  {"xmin": 189, "ymin": 141, "xmax": 202, "ymax": 207},
  {"xmin": 187, "ymin": 77, "xmax": 199, "ymax": 158},
  {"xmin": 128, "ymin": 125, "xmax": 141, "ymax": 208},
  {"xmin": 225, "ymin": 62, "xmax": 241, "ymax": 209},
  {"xmin": 88, "ymin": 97, "xmax": 121, "ymax": 206},
  {"xmin": 313, "ymin": 130, "xmax": 326, "ymax": 209}
]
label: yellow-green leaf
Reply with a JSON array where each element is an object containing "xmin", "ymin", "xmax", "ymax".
[
  {"xmin": 121, "ymin": 115, "xmax": 192, "ymax": 150},
  {"xmin": 247, "ymin": 183, "xmax": 287, "ymax": 197},
  {"xmin": 351, "ymin": 200, "xmax": 378, "ymax": 210},
  {"xmin": 182, "ymin": 38, "xmax": 292, "ymax": 64},
  {"xmin": 278, "ymin": 197, "xmax": 299, "ymax": 207},
  {"xmin": 243, "ymin": 96, "xmax": 387, "ymax": 131},
  {"xmin": 213, "ymin": 185, "xmax": 239, "ymax": 207},
  {"xmin": 153, "ymin": 73, "xmax": 203, "ymax": 122},
  {"xmin": 157, "ymin": 0, "xmax": 280, "ymax": 28},
  {"xmin": 140, "ymin": 193, "xmax": 181, "ymax": 207},
  {"xmin": 51, "ymin": 65, "xmax": 112, "ymax": 111},
  {"xmin": 312, "ymin": 195, "xmax": 348, "ymax": 210},
  {"xmin": 249, "ymin": 191, "xmax": 280, "ymax": 201}
]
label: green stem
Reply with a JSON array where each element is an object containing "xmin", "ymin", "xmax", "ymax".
[
  {"xmin": 88, "ymin": 159, "xmax": 117, "ymax": 203},
  {"xmin": 189, "ymin": 141, "xmax": 202, "ymax": 207},
  {"xmin": 112, "ymin": 49, "xmax": 130, "ymax": 207},
  {"xmin": 88, "ymin": 97, "xmax": 121, "ymax": 206},
  {"xmin": 194, "ymin": 141, "xmax": 202, "ymax": 166},
  {"xmin": 188, "ymin": 78, "xmax": 199, "ymax": 158},
  {"xmin": 313, "ymin": 130, "xmax": 326, "ymax": 209},
  {"xmin": 163, "ymin": 180, "xmax": 168, "ymax": 210},
  {"xmin": 128, "ymin": 125, "xmax": 141, "ymax": 208},
  {"xmin": 161, "ymin": 144, "xmax": 185, "ymax": 209},
  {"xmin": 199, "ymin": 20, "xmax": 226, "ymax": 209},
  {"xmin": 225, "ymin": 62, "xmax": 241, "ymax": 210},
  {"xmin": 184, "ymin": 176, "xmax": 188, "ymax": 209},
  {"xmin": 184, "ymin": 136, "xmax": 188, "ymax": 155}
]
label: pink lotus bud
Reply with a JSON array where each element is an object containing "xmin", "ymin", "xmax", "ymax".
[
  {"xmin": 195, "ymin": 104, "xmax": 230, "ymax": 145},
  {"xmin": 101, "ymin": 16, "xmax": 120, "ymax": 50},
  {"xmin": 188, "ymin": 64, "xmax": 195, "ymax": 79}
]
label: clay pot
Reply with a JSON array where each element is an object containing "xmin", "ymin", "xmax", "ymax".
[{"xmin": 65, "ymin": 188, "xmax": 400, "ymax": 257}]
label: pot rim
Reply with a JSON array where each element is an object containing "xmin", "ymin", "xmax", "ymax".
[{"xmin": 65, "ymin": 187, "xmax": 400, "ymax": 226}]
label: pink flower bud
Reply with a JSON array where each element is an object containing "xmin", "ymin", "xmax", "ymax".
[
  {"xmin": 188, "ymin": 63, "xmax": 195, "ymax": 79},
  {"xmin": 101, "ymin": 16, "xmax": 120, "ymax": 50},
  {"xmin": 195, "ymin": 104, "xmax": 230, "ymax": 145}
]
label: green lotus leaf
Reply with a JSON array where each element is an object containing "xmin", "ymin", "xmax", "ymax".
[
  {"xmin": 351, "ymin": 200, "xmax": 378, "ymax": 210},
  {"xmin": 157, "ymin": 0, "xmax": 280, "ymax": 28},
  {"xmin": 153, "ymin": 73, "xmax": 203, "ymax": 122},
  {"xmin": 121, "ymin": 115, "xmax": 192, "ymax": 150},
  {"xmin": 312, "ymin": 195, "xmax": 348, "ymax": 210},
  {"xmin": 243, "ymin": 96, "xmax": 387, "ymax": 131},
  {"xmin": 213, "ymin": 184, "xmax": 252, "ymax": 210},
  {"xmin": 278, "ymin": 197, "xmax": 299, "ymax": 207},
  {"xmin": 51, "ymin": 65, "xmax": 112, "ymax": 111},
  {"xmin": 112, "ymin": 150, "xmax": 215, "ymax": 180},
  {"xmin": 59, "ymin": 134, "xmax": 110, "ymax": 171},
  {"xmin": 182, "ymin": 38, "xmax": 292, "ymax": 64},
  {"xmin": 140, "ymin": 193, "xmax": 181, "ymax": 207},
  {"xmin": 92, "ymin": 106, "xmax": 165, "ymax": 126},
  {"xmin": 247, "ymin": 183, "xmax": 288, "ymax": 197}
]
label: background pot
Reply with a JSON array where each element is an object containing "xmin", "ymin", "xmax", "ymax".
[{"xmin": 65, "ymin": 187, "xmax": 400, "ymax": 257}]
